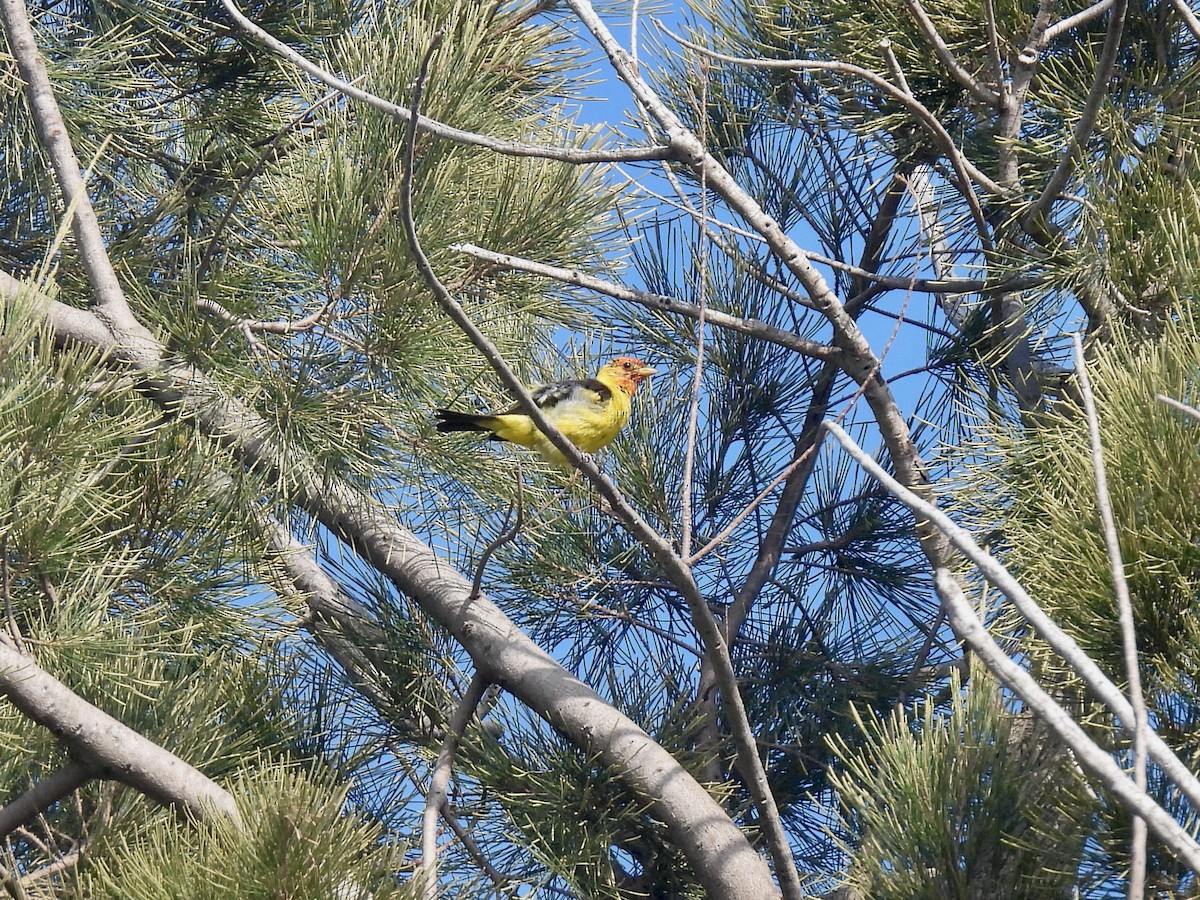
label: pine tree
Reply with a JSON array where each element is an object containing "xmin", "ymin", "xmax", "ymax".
[{"xmin": 3, "ymin": 0, "xmax": 1200, "ymax": 896}]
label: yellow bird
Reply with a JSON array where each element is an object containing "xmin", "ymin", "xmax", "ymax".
[{"xmin": 435, "ymin": 356, "xmax": 657, "ymax": 465}]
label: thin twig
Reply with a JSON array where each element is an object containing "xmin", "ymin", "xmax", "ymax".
[
  {"xmin": 436, "ymin": 800, "xmax": 516, "ymax": 895},
  {"xmin": 1029, "ymin": 0, "xmax": 1128, "ymax": 222},
  {"xmin": 983, "ymin": 0, "xmax": 1005, "ymax": 86},
  {"xmin": 658, "ymin": 22, "xmax": 1006, "ymax": 206},
  {"xmin": 0, "ymin": 538, "xmax": 23, "ymax": 657},
  {"xmin": 1044, "ymin": 0, "xmax": 1116, "ymax": 42},
  {"xmin": 821, "ymin": 421, "xmax": 1200, "ymax": 812},
  {"xmin": 218, "ymin": 0, "xmax": 673, "ymax": 165},
  {"xmin": 569, "ymin": 594, "xmax": 703, "ymax": 656},
  {"xmin": 1156, "ymin": 393, "xmax": 1200, "ymax": 423},
  {"xmin": 865, "ymin": 38, "xmax": 993, "ymax": 249},
  {"xmin": 621, "ymin": 161, "xmax": 1033, "ymax": 297},
  {"xmin": 903, "ymin": 0, "xmax": 1001, "ymax": 102},
  {"xmin": 420, "ymin": 673, "xmax": 489, "ymax": 900},
  {"xmin": 1073, "ymin": 336, "xmax": 1146, "ymax": 898},
  {"xmin": 687, "ymin": 449, "xmax": 818, "ymax": 565},
  {"xmin": 469, "ymin": 477, "xmax": 524, "ymax": 602},
  {"xmin": 679, "ymin": 60, "xmax": 710, "ymax": 559},
  {"xmin": 450, "ymin": 243, "xmax": 836, "ymax": 359}
]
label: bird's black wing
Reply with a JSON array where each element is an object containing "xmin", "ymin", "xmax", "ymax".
[{"xmin": 497, "ymin": 378, "xmax": 612, "ymax": 414}]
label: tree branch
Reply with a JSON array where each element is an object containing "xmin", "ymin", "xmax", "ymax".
[
  {"xmin": 934, "ymin": 570, "xmax": 1200, "ymax": 871},
  {"xmin": 218, "ymin": 0, "xmax": 673, "ymax": 166},
  {"xmin": 0, "ymin": 761, "xmax": 94, "ymax": 841},
  {"xmin": 1167, "ymin": 0, "xmax": 1200, "ymax": 42},
  {"xmin": 1074, "ymin": 335, "xmax": 1147, "ymax": 898},
  {"xmin": 1044, "ymin": 0, "xmax": 1116, "ymax": 43},
  {"xmin": 1029, "ymin": 0, "xmax": 1128, "ymax": 223},
  {"xmin": 659, "ymin": 24, "xmax": 1006, "ymax": 206},
  {"xmin": 450, "ymin": 243, "xmax": 839, "ymax": 359},
  {"xmin": 420, "ymin": 673, "xmax": 489, "ymax": 899},
  {"xmin": 0, "ymin": 640, "xmax": 239, "ymax": 822},
  {"xmin": 903, "ymin": 0, "xmax": 1001, "ymax": 103},
  {"xmin": 0, "ymin": 0, "xmax": 157, "ymax": 347},
  {"xmin": 822, "ymin": 421, "xmax": 1200, "ymax": 812}
]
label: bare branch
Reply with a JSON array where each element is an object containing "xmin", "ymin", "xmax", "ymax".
[
  {"xmin": 1168, "ymin": 0, "xmax": 1200, "ymax": 41},
  {"xmin": 469, "ymin": 482, "xmax": 523, "ymax": 601},
  {"xmin": 1157, "ymin": 393, "xmax": 1200, "ymax": 422},
  {"xmin": 680, "ymin": 67, "xmax": 711, "ymax": 560},
  {"xmin": 0, "ymin": 640, "xmax": 239, "ymax": 822},
  {"xmin": 687, "ymin": 442, "xmax": 822, "ymax": 567},
  {"xmin": 0, "ymin": 761, "xmax": 94, "ymax": 841},
  {"xmin": 1074, "ymin": 336, "xmax": 1147, "ymax": 898},
  {"xmin": 903, "ymin": 0, "xmax": 1000, "ymax": 103},
  {"xmin": 218, "ymin": 0, "xmax": 673, "ymax": 165},
  {"xmin": 622, "ymin": 163, "xmax": 1025, "ymax": 300},
  {"xmin": 450, "ymin": 243, "xmax": 839, "ymax": 360},
  {"xmin": 934, "ymin": 571, "xmax": 1200, "ymax": 871},
  {"xmin": 0, "ymin": 0, "xmax": 156, "ymax": 347},
  {"xmin": 403, "ymin": 34, "xmax": 786, "ymax": 896},
  {"xmin": 657, "ymin": 22, "xmax": 1006, "ymax": 204},
  {"xmin": 822, "ymin": 421, "xmax": 1200, "ymax": 812},
  {"xmin": 437, "ymin": 801, "xmax": 515, "ymax": 893},
  {"xmin": 1029, "ymin": 0, "xmax": 1128, "ymax": 222},
  {"xmin": 983, "ymin": 0, "xmax": 1004, "ymax": 86},
  {"xmin": 421, "ymin": 673, "xmax": 488, "ymax": 899},
  {"xmin": 1044, "ymin": 0, "xmax": 1115, "ymax": 43}
]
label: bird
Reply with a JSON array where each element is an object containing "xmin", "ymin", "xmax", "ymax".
[{"xmin": 435, "ymin": 356, "xmax": 657, "ymax": 465}]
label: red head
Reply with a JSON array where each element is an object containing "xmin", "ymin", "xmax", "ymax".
[{"xmin": 599, "ymin": 357, "xmax": 658, "ymax": 395}]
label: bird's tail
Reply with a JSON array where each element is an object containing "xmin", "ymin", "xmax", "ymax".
[{"xmin": 435, "ymin": 409, "xmax": 494, "ymax": 434}]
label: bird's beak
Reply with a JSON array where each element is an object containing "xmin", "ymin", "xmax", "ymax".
[{"xmin": 636, "ymin": 365, "xmax": 658, "ymax": 377}]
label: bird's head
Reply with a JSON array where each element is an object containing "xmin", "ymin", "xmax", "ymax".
[{"xmin": 602, "ymin": 356, "xmax": 657, "ymax": 394}]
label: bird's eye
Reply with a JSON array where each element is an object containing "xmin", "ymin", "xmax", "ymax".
[{"xmin": 622, "ymin": 361, "xmax": 632, "ymax": 369}]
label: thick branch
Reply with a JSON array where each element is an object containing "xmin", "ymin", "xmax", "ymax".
[
  {"xmin": 0, "ymin": 641, "xmax": 239, "ymax": 822},
  {"xmin": 0, "ymin": 269, "xmax": 779, "ymax": 898}
]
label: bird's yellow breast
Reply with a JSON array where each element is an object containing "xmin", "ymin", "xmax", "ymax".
[{"xmin": 484, "ymin": 376, "xmax": 633, "ymax": 464}]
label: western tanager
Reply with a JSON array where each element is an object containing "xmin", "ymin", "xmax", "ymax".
[{"xmin": 435, "ymin": 356, "xmax": 657, "ymax": 465}]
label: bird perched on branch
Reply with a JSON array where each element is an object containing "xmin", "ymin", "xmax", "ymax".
[{"xmin": 435, "ymin": 356, "xmax": 657, "ymax": 465}]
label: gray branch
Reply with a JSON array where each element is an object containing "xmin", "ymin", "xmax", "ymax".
[
  {"xmin": 0, "ymin": 264, "xmax": 780, "ymax": 898},
  {"xmin": 0, "ymin": 760, "xmax": 94, "ymax": 840},
  {"xmin": 218, "ymin": 0, "xmax": 673, "ymax": 166},
  {"xmin": 0, "ymin": 641, "xmax": 239, "ymax": 822}
]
